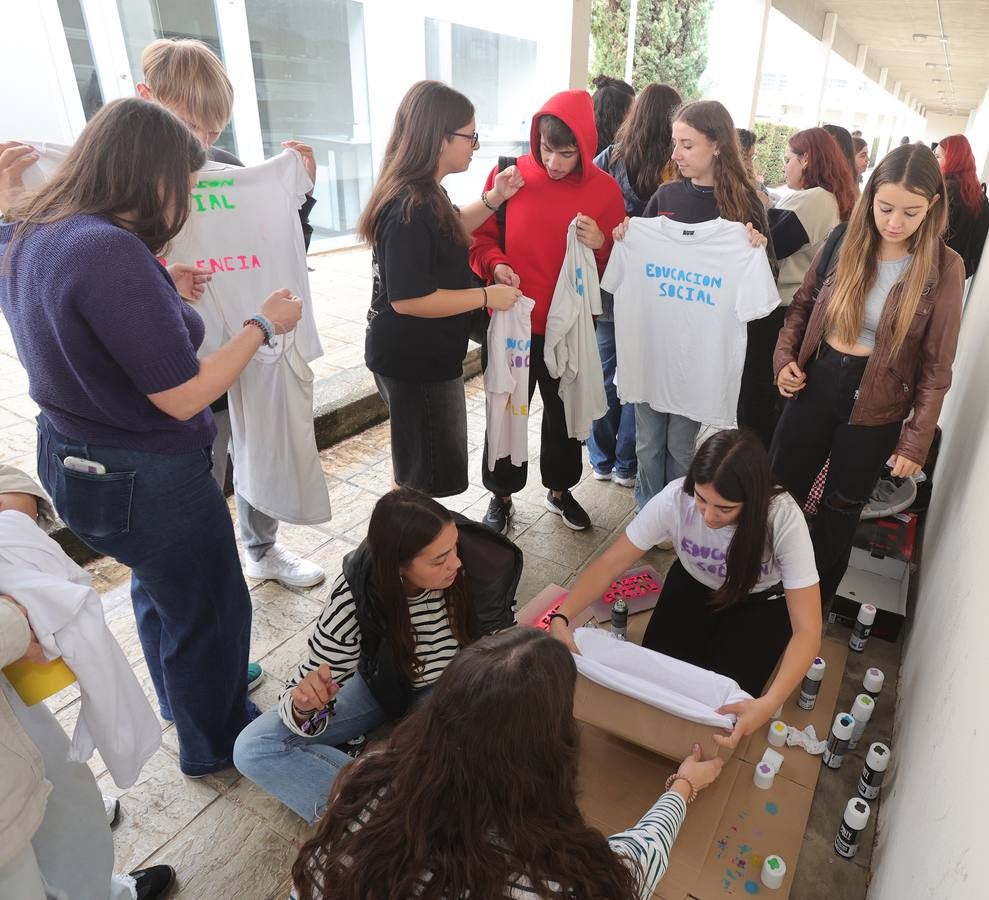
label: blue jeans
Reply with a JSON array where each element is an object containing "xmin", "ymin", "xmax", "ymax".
[
  {"xmin": 633, "ymin": 405, "xmax": 700, "ymax": 510},
  {"xmin": 36, "ymin": 414, "xmax": 258, "ymax": 775},
  {"xmin": 233, "ymin": 673, "xmax": 429, "ymax": 823},
  {"xmin": 586, "ymin": 321, "xmax": 637, "ymax": 479}
]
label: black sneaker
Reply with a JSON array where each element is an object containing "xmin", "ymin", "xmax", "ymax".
[
  {"xmin": 130, "ymin": 864, "xmax": 176, "ymax": 900},
  {"xmin": 544, "ymin": 490, "xmax": 590, "ymax": 531},
  {"xmin": 482, "ymin": 495, "xmax": 513, "ymax": 534}
]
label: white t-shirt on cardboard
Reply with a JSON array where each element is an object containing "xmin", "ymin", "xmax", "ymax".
[
  {"xmin": 625, "ymin": 478, "xmax": 819, "ymax": 593},
  {"xmin": 601, "ymin": 216, "xmax": 780, "ymax": 426},
  {"xmin": 484, "ymin": 296, "xmax": 535, "ymax": 470}
]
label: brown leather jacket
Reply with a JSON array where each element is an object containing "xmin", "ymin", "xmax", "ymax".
[{"xmin": 774, "ymin": 239, "xmax": 964, "ymax": 465}]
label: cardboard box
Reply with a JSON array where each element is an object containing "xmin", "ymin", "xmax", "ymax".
[
  {"xmin": 852, "ymin": 512, "xmax": 918, "ymax": 562},
  {"xmin": 831, "ymin": 547, "xmax": 909, "ymax": 641}
]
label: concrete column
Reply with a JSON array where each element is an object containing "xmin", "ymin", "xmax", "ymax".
[
  {"xmin": 701, "ymin": 0, "xmax": 771, "ymax": 128},
  {"xmin": 855, "ymin": 44, "xmax": 868, "ymax": 71},
  {"xmin": 812, "ymin": 11, "xmax": 838, "ymax": 124},
  {"xmin": 569, "ymin": 0, "xmax": 592, "ymax": 89}
]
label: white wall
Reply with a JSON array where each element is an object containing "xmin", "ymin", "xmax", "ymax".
[
  {"xmin": 0, "ymin": 0, "xmax": 84, "ymax": 143},
  {"xmin": 867, "ymin": 266, "xmax": 989, "ymax": 899},
  {"xmin": 965, "ymin": 84, "xmax": 989, "ymax": 182},
  {"xmin": 922, "ymin": 112, "xmax": 970, "ymax": 147}
]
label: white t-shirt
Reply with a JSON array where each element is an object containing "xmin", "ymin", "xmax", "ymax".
[
  {"xmin": 625, "ymin": 478, "xmax": 819, "ymax": 593},
  {"xmin": 484, "ymin": 296, "xmax": 535, "ymax": 470},
  {"xmin": 601, "ymin": 217, "xmax": 780, "ymax": 426}
]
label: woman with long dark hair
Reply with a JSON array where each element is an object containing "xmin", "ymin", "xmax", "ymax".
[
  {"xmin": 822, "ymin": 123, "xmax": 858, "ymax": 186},
  {"xmin": 771, "ymin": 143, "xmax": 964, "ymax": 606},
  {"xmin": 358, "ymin": 81, "xmax": 523, "ymax": 499},
  {"xmin": 591, "ymin": 74, "xmax": 635, "ymax": 155},
  {"xmin": 589, "ymin": 83, "xmax": 683, "ymax": 489},
  {"xmin": 0, "ymin": 98, "xmax": 302, "ymax": 776},
  {"xmin": 291, "ymin": 627, "xmax": 724, "ymax": 900},
  {"xmin": 233, "ymin": 488, "xmax": 522, "ymax": 822},
  {"xmin": 614, "ymin": 100, "xmax": 777, "ymax": 506},
  {"xmin": 934, "ymin": 134, "xmax": 989, "ymax": 277},
  {"xmin": 550, "ymin": 430, "xmax": 821, "ymax": 744}
]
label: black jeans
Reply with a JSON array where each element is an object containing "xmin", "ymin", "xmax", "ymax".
[
  {"xmin": 737, "ymin": 305, "xmax": 786, "ymax": 450},
  {"xmin": 480, "ymin": 332, "xmax": 584, "ymax": 497},
  {"xmin": 641, "ymin": 559, "xmax": 792, "ymax": 697},
  {"xmin": 769, "ymin": 343, "xmax": 902, "ymax": 604}
]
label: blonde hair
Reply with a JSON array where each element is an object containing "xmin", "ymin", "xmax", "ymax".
[
  {"xmin": 141, "ymin": 38, "xmax": 233, "ymax": 130},
  {"xmin": 824, "ymin": 143, "xmax": 947, "ymax": 361}
]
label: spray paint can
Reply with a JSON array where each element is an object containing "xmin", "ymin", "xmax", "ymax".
[
  {"xmin": 834, "ymin": 797, "xmax": 871, "ymax": 858},
  {"xmin": 858, "ymin": 742, "xmax": 891, "ymax": 800},
  {"xmin": 848, "ymin": 693, "xmax": 875, "ymax": 750},
  {"xmin": 611, "ymin": 598, "xmax": 628, "ymax": 641},
  {"xmin": 863, "ymin": 667, "xmax": 885, "ymax": 702},
  {"xmin": 797, "ymin": 657, "xmax": 827, "ymax": 710},
  {"xmin": 849, "ymin": 603, "xmax": 877, "ymax": 652},
  {"xmin": 823, "ymin": 712, "xmax": 855, "ymax": 769}
]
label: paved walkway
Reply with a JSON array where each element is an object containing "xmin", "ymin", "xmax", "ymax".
[{"xmin": 0, "ymin": 247, "xmax": 376, "ymax": 481}]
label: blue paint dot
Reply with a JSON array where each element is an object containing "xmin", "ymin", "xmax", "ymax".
[
  {"xmin": 745, "ymin": 880, "xmax": 761, "ymax": 894},
  {"xmin": 766, "ymin": 802, "xmax": 779, "ymax": 815}
]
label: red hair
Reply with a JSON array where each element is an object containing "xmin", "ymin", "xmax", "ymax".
[
  {"xmin": 788, "ymin": 127, "xmax": 857, "ymax": 221},
  {"xmin": 938, "ymin": 134, "xmax": 982, "ymax": 216}
]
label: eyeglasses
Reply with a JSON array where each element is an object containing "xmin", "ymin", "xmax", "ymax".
[{"xmin": 448, "ymin": 130, "xmax": 479, "ymax": 149}]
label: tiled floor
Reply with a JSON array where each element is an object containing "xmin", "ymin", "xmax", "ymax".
[
  {"xmin": 46, "ymin": 377, "xmax": 664, "ymax": 900},
  {"xmin": 0, "ymin": 247, "xmax": 374, "ymax": 482}
]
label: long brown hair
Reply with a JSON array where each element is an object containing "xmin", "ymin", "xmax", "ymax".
[
  {"xmin": 367, "ymin": 489, "xmax": 470, "ymax": 680},
  {"xmin": 788, "ymin": 127, "xmax": 857, "ymax": 220},
  {"xmin": 674, "ymin": 100, "xmax": 768, "ymax": 234},
  {"xmin": 357, "ymin": 81, "xmax": 473, "ymax": 248},
  {"xmin": 3, "ymin": 98, "xmax": 204, "ymax": 256},
  {"xmin": 612, "ymin": 83, "xmax": 682, "ymax": 200},
  {"xmin": 291, "ymin": 628, "xmax": 643, "ymax": 900},
  {"xmin": 684, "ymin": 430, "xmax": 786, "ymax": 609},
  {"xmin": 823, "ymin": 143, "xmax": 947, "ymax": 361}
]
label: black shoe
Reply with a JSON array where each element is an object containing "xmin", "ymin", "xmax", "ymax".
[
  {"xmin": 544, "ymin": 489, "xmax": 590, "ymax": 531},
  {"xmin": 130, "ymin": 864, "xmax": 176, "ymax": 900},
  {"xmin": 335, "ymin": 733, "xmax": 367, "ymax": 759},
  {"xmin": 482, "ymin": 495, "xmax": 513, "ymax": 534}
]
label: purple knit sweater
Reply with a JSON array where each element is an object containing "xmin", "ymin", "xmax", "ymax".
[{"xmin": 0, "ymin": 214, "xmax": 216, "ymax": 453}]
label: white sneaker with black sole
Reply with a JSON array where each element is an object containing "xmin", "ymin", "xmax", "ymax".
[{"xmin": 544, "ymin": 489, "xmax": 591, "ymax": 530}]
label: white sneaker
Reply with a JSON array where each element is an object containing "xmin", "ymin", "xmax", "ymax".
[
  {"xmin": 592, "ymin": 469, "xmax": 613, "ymax": 481},
  {"xmin": 104, "ymin": 793, "xmax": 121, "ymax": 828},
  {"xmin": 612, "ymin": 472, "xmax": 636, "ymax": 488},
  {"xmin": 245, "ymin": 544, "xmax": 325, "ymax": 588}
]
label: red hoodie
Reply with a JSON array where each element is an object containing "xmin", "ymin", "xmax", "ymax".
[{"xmin": 470, "ymin": 90, "xmax": 626, "ymax": 335}]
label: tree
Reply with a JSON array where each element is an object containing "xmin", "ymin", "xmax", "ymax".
[{"xmin": 590, "ymin": 0, "xmax": 713, "ymax": 98}]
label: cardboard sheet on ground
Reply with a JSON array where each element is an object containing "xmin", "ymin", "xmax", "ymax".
[
  {"xmin": 573, "ymin": 627, "xmax": 751, "ymax": 730},
  {"xmin": 587, "ymin": 565, "xmax": 664, "ymax": 622}
]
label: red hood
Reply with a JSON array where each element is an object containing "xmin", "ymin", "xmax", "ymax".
[{"xmin": 529, "ymin": 90, "xmax": 599, "ymax": 184}]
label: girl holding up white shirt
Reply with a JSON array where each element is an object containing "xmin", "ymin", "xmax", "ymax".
[{"xmin": 548, "ymin": 429, "xmax": 821, "ymax": 747}]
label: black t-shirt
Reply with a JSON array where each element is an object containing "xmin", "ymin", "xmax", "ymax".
[{"xmin": 365, "ymin": 193, "xmax": 472, "ymax": 382}]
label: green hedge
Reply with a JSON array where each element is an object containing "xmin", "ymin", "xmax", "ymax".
[{"xmin": 752, "ymin": 121, "xmax": 797, "ymax": 187}]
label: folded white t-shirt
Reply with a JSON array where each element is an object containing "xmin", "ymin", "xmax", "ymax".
[
  {"xmin": 625, "ymin": 478, "xmax": 820, "ymax": 593},
  {"xmin": 574, "ymin": 627, "xmax": 751, "ymax": 729}
]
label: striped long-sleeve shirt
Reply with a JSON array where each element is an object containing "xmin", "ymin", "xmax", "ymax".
[
  {"xmin": 278, "ymin": 573, "xmax": 460, "ymax": 736},
  {"xmin": 298, "ymin": 790, "xmax": 687, "ymax": 898}
]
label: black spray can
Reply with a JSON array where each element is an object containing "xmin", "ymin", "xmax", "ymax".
[
  {"xmin": 834, "ymin": 797, "xmax": 871, "ymax": 858},
  {"xmin": 798, "ymin": 656, "xmax": 827, "ymax": 710},
  {"xmin": 858, "ymin": 742, "xmax": 891, "ymax": 800},
  {"xmin": 823, "ymin": 712, "xmax": 854, "ymax": 769},
  {"xmin": 611, "ymin": 598, "xmax": 628, "ymax": 641}
]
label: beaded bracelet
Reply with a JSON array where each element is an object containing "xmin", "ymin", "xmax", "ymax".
[
  {"xmin": 243, "ymin": 314, "xmax": 276, "ymax": 348},
  {"xmin": 481, "ymin": 189, "xmax": 498, "ymax": 211},
  {"xmin": 664, "ymin": 773, "xmax": 698, "ymax": 805}
]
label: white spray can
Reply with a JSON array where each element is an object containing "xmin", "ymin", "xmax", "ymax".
[
  {"xmin": 849, "ymin": 603, "xmax": 877, "ymax": 652},
  {"xmin": 823, "ymin": 712, "xmax": 855, "ymax": 769},
  {"xmin": 834, "ymin": 797, "xmax": 871, "ymax": 858},
  {"xmin": 848, "ymin": 693, "xmax": 875, "ymax": 750},
  {"xmin": 797, "ymin": 657, "xmax": 826, "ymax": 710},
  {"xmin": 858, "ymin": 742, "xmax": 891, "ymax": 800},
  {"xmin": 863, "ymin": 667, "xmax": 885, "ymax": 701}
]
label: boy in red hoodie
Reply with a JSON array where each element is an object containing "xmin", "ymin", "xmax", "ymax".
[{"xmin": 471, "ymin": 90, "xmax": 626, "ymax": 533}]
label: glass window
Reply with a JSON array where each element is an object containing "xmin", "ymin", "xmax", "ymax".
[
  {"xmin": 116, "ymin": 0, "xmax": 237, "ymax": 156},
  {"xmin": 424, "ymin": 19, "xmax": 539, "ymax": 205},
  {"xmin": 244, "ymin": 0, "xmax": 372, "ymax": 238},
  {"xmin": 57, "ymin": 0, "xmax": 104, "ymax": 120}
]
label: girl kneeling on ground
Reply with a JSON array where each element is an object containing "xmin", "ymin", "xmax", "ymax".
[
  {"xmin": 291, "ymin": 627, "xmax": 724, "ymax": 900},
  {"xmin": 233, "ymin": 488, "xmax": 522, "ymax": 822},
  {"xmin": 770, "ymin": 143, "xmax": 963, "ymax": 606},
  {"xmin": 549, "ymin": 429, "xmax": 822, "ymax": 747}
]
